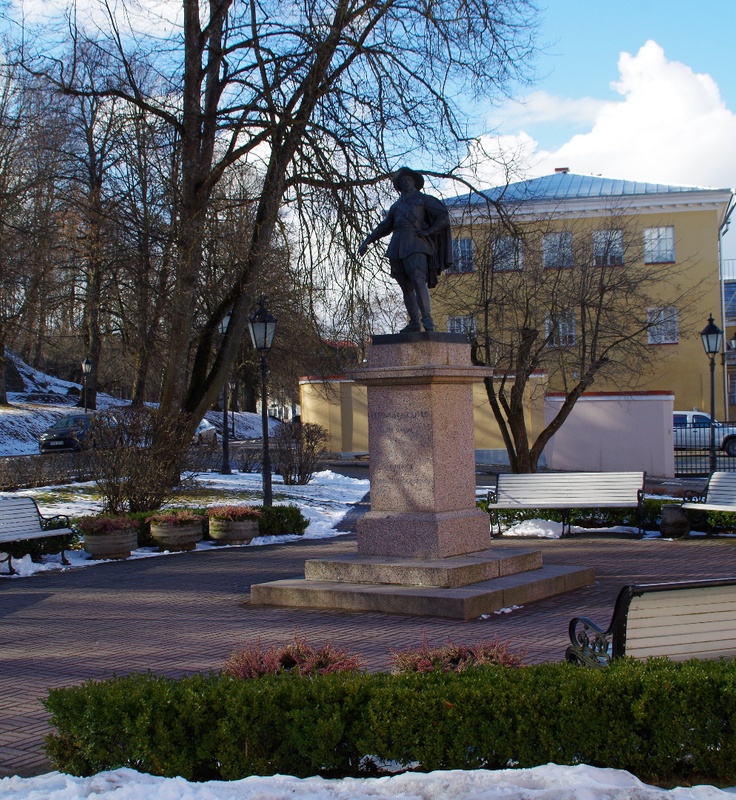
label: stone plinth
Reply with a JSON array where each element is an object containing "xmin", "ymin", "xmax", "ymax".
[
  {"xmin": 249, "ymin": 332, "xmax": 595, "ymax": 620},
  {"xmin": 250, "ymin": 561, "xmax": 595, "ymax": 621},
  {"xmin": 351, "ymin": 332, "xmax": 490, "ymax": 558},
  {"xmin": 303, "ymin": 548, "xmax": 543, "ymax": 588}
]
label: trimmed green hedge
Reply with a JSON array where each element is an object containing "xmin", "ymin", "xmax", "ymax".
[
  {"xmin": 44, "ymin": 658, "xmax": 736, "ymax": 785},
  {"xmin": 475, "ymin": 497, "xmax": 671, "ymax": 533}
]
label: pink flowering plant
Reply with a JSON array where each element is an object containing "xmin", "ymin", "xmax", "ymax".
[
  {"xmin": 145, "ymin": 509, "xmax": 205, "ymax": 526},
  {"xmin": 224, "ymin": 634, "xmax": 365, "ymax": 678},
  {"xmin": 390, "ymin": 635, "xmax": 526, "ymax": 674},
  {"xmin": 207, "ymin": 505, "xmax": 263, "ymax": 522},
  {"xmin": 74, "ymin": 515, "xmax": 137, "ymax": 536}
]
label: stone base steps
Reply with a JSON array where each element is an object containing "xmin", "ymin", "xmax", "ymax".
[
  {"xmin": 303, "ymin": 548, "xmax": 542, "ymax": 588},
  {"xmin": 250, "ymin": 548, "xmax": 594, "ymax": 621}
]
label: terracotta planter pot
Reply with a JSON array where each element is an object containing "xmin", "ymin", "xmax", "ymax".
[
  {"xmin": 83, "ymin": 529, "xmax": 138, "ymax": 560},
  {"xmin": 150, "ymin": 522, "xmax": 203, "ymax": 552},
  {"xmin": 208, "ymin": 518, "xmax": 259, "ymax": 545}
]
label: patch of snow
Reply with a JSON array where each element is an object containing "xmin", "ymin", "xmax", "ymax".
[
  {"xmin": 1, "ymin": 764, "xmax": 734, "ymax": 799},
  {"xmin": 0, "ymin": 469, "xmax": 369, "ymax": 579}
]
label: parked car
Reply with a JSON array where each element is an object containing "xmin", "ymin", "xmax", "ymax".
[
  {"xmin": 673, "ymin": 411, "xmax": 736, "ymax": 456},
  {"xmin": 192, "ymin": 418, "xmax": 218, "ymax": 445},
  {"xmin": 38, "ymin": 413, "xmax": 94, "ymax": 453}
]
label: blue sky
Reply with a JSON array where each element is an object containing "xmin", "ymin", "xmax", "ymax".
[
  {"xmin": 10, "ymin": 0, "xmax": 736, "ymax": 249},
  {"xmin": 533, "ymin": 1, "xmax": 736, "ymax": 136},
  {"xmin": 465, "ymin": 1, "xmax": 736, "ymax": 255},
  {"xmin": 475, "ymin": 0, "xmax": 736, "ymax": 191}
]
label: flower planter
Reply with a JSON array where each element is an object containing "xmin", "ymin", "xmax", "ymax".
[
  {"xmin": 83, "ymin": 529, "xmax": 138, "ymax": 560},
  {"xmin": 660, "ymin": 504, "xmax": 690, "ymax": 539},
  {"xmin": 208, "ymin": 518, "xmax": 259, "ymax": 545},
  {"xmin": 150, "ymin": 522, "xmax": 203, "ymax": 552}
]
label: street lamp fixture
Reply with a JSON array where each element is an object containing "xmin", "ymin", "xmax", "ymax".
[
  {"xmin": 218, "ymin": 311, "xmax": 232, "ymax": 475},
  {"xmin": 701, "ymin": 314, "xmax": 723, "ymax": 474},
  {"xmin": 229, "ymin": 380, "xmax": 237, "ymax": 438},
  {"xmin": 248, "ymin": 296, "xmax": 278, "ymax": 507},
  {"xmin": 81, "ymin": 357, "xmax": 92, "ymax": 413}
]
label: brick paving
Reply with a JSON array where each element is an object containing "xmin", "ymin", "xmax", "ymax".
[{"xmin": 2, "ymin": 480, "xmax": 735, "ymax": 778}]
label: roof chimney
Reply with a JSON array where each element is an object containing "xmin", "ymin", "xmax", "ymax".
[{"xmin": 555, "ymin": 167, "xmax": 570, "ymax": 174}]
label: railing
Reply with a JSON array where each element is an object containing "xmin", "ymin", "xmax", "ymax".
[{"xmin": 674, "ymin": 422, "xmax": 736, "ymax": 476}]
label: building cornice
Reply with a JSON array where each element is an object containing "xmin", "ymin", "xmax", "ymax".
[{"xmin": 448, "ymin": 188, "xmax": 734, "ymax": 228}]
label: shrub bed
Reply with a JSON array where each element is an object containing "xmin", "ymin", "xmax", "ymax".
[
  {"xmin": 44, "ymin": 658, "xmax": 736, "ymax": 785},
  {"xmin": 258, "ymin": 504, "xmax": 309, "ymax": 536},
  {"xmin": 475, "ymin": 497, "xmax": 671, "ymax": 533}
]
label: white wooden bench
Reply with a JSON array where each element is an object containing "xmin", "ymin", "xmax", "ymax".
[
  {"xmin": 566, "ymin": 578, "xmax": 736, "ymax": 667},
  {"xmin": 484, "ymin": 471, "xmax": 646, "ymax": 536},
  {"xmin": 681, "ymin": 472, "xmax": 736, "ymax": 516},
  {"xmin": 0, "ymin": 497, "xmax": 73, "ymax": 574}
]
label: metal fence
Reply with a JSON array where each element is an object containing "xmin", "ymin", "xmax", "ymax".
[
  {"xmin": 675, "ymin": 423, "xmax": 736, "ymax": 476},
  {"xmin": 0, "ymin": 441, "xmax": 259, "ymax": 491}
]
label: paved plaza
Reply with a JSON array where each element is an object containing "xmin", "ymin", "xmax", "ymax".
[{"xmin": 2, "ymin": 479, "xmax": 736, "ymax": 778}]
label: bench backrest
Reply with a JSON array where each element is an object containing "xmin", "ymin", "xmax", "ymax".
[
  {"xmin": 704, "ymin": 472, "xmax": 736, "ymax": 507},
  {"xmin": 614, "ymin": 579, "xmax": 736, "ymax": 661},
  {"xmin": 495, "ymin": 472, "xmax": 644, "ymax": 508},
  {"xmin": 0, "ymin": 497, "xmax": 44, "ymax": 537}
]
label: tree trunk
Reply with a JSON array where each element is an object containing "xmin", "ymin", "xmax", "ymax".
[{"xmin": 0, "ymin": 333, "xmax": 9, "ymax": 406}]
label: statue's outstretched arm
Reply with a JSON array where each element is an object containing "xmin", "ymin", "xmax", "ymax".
[{"xmin": 359, "ymin": 212, "xmax": 393, "ymax": 255}]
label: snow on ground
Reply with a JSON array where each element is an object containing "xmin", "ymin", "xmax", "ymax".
[
  {"xmin": 2, "ymin": 764, "xmax": 735, "ymax": 799},
  {"xmin": 0, "ymin": 469, "xmax": 370, "ymax": 578},
  {"xmin": 500, "ymin": 519, "xmax": 671, "ymax": 539},
  {"xmin": 0, "ymin": 350, "xmax": 275, "ymax": 456}
]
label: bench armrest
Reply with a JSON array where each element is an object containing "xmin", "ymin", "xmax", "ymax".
[
  {"xmin": 486, "ymin": 489, "xmax": 497, "ymax": 505},
  {"xmin": 40, "ymin": 513, "xmax": 71, "ymax": 532},
  {"xmin": 683, "ymin": 489, "xmax": 705, "ymax": 503},
  {"xmin": 566, "ymin": 616, "xmax": 612, "ymax": 668}
]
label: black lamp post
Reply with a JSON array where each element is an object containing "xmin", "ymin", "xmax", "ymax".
[
  {"xmin": 248, "ymin": 296, "xmax": 277, "ymax": 507},
  {"xmin": 229, "ymin": 381, "xmax": 236, "ymax": 438},
  {"xmin": 701, "ymin": 314, "xmax": 723, "ymax": 474},
  {"xmin": 218, "ymin": 311, "xmax": 232, "ymax": 475},
  {"xmin": 81, "ymin": 357, "xmax": 92, "ymax": 413}
]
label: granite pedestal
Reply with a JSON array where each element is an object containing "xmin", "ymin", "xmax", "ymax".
[{"xmin": 250, "ymin": 333, "xmax": 594, "ymax": 620}]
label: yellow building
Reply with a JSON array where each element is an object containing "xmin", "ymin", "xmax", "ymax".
[
  {"xmin": 303, "ymin": 170, "xmax": 735, "ymax": 465},
  {"xmin": 439, "ymin": 170, "xmax": 734, "ymax": 410}
]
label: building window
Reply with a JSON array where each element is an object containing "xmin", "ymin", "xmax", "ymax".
[
  {"xmin": 729, "ymin": 373, "xmax": 736, "ymax": 406},
  {"xmin": 449, "ymin": 237, "xmax": 474, "ymax": 272},
  {"xmin": 647, "ymin": 306, "xmax": 678, "ymax": 344},
  {"xmin": 643, "ymin": 226, "xmax": 675, "ymax": 263},
  {"xmin": 545, "ymin": 310, "xmax": 576, "ymax": 347},
  {"xmin": 542, "ymin": 231, "xmax": 573, "ymax": 268},
  {"xmin": 592, "ymin": 229, "xmax": 624, "ymax": 266},
  {"xmin": 447, "ymin": 314, "xmax": 476, "ymax": 337},
  {"xmin": 725, "ymin": 281, "xmax": 736, "ymax": 325},
  {"xmin": 493, "ymin": 235, "xmax": 523, "ymax": 271}
]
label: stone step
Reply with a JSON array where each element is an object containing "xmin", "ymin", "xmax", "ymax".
[
  {"xmin": 250, "ymin": 564, "xmax": 595, "ymax": 621},
  {"xmin": 303, "ymin": 547, "xmax": 543, "ymax": 589}
]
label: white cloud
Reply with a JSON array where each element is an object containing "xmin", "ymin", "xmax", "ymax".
[
  {"xmin": 491, "ymin": 90, "xmax": 605, "ymax": 129},
  {"xmin": 6, "ymin": 0, "xmax": 180, "ymax": 36},
  {"xmin": 489, "ymin": 40, "xmax": 736, "ymax": 192}
]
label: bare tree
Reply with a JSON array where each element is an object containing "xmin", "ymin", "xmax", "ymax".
[
  {"xmin": 440, "ymin": 204, "xmax": 701, "ymax": 472},
  {"xmin": 18, "ymin": 0, "xmax": 538, "ymax": 427},
  {"xmin": 0, "ymin": 62, "xmax": 41, "ymax": 404},
  {"xmin": 104, "ymin": 106, "xmax": 178, "ymax": 405}
]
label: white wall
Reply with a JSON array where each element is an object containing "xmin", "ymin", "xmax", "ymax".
[{"xmin": 544, "ymin": 392, "xmax": 675, "ymax": 477}]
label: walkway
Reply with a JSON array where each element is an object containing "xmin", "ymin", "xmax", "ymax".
[{"xmin": 2, "ymin": 485, "xmax": 733, "ymax": 777}]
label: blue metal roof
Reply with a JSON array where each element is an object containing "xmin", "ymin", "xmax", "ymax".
[{"xmin": 452, "ymin": 171, "xmax": 725, "ymax": 206}]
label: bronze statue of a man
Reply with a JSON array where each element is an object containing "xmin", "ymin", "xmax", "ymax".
[{"xmin": 359, "ymin": 167, "xmax": 453, "ymax": 333}]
